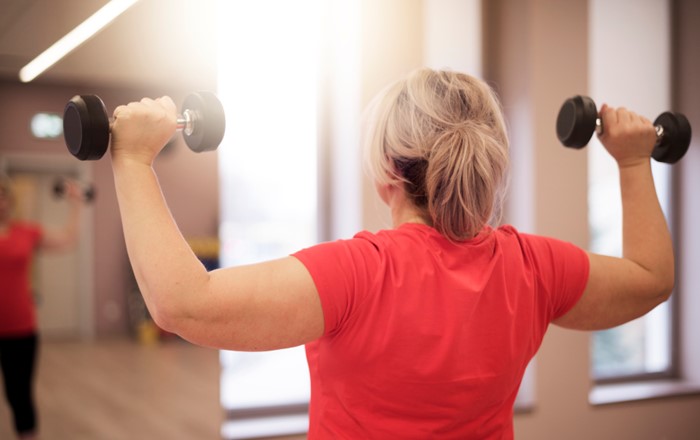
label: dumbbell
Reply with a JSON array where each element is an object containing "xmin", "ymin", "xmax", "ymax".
[
  {"xmin": 556, "ymin": 95, "xmax": 692, "ymax": 164},
  {"xmin": 63, "ymin": 92, "xmax": 226, "ymax": 161},
  {"xmin": 53, "ymin": 179, "xmax": 95, "ymax": 203}
]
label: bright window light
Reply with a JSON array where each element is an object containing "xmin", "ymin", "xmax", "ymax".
[
  {"xmin": 19, "ymin": 0, "xmax": 139, "ymax": 82},
  {"xmin": 589, "ymin": 0, "xmax": 674, "ymax": 382},
  {"xmin": 216, "ymin": 1, "xmax": 320, "ymax": 438}
]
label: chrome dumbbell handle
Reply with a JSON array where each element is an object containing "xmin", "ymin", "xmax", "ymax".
[
  {"xmin": 177, "ymin": 109, "xmax": 196, "ymax": 137},
  {"xmin": 594, "ymin": 117, "xmax": 665, "ymax": 142}
]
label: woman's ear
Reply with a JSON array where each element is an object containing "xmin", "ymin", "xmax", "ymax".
[
  {"xmin": 374, "ymin": 178, "xmax": 404, "ymax": 206},
  {"xmin": 375, "ymin": 181, "xmax": 392, "ymax": 205}
]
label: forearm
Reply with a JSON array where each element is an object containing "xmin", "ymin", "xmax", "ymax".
[
  {"xmin": 40, "ymin": 198, "xmax": 80, "ymax": 251},
  {"xmin": 112, "ymin": 158, "xmax": 209, "ymax": 326},
  {"xmin": 619, "ymin": 160, "xmax": 674, "ymax": 295},
  {"xmin": 64, "ymin": 201, "xmax": 80, "ymax": 243},
  {"xmin": 555, "ymin": 107, "xmax": 675, "ymax": 330}
]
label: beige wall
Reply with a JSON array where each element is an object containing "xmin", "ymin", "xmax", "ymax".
[
  {"xmin": 0, "ymin": 81, "xmax": 219, "ymax": 336},
  {"xmin": 359, "ymin": 0, "xmax": 425, "ymax": 232}
]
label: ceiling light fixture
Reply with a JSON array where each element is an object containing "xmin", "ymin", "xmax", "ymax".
[{"xmin": 19, "ymin": 0, "xmax": 140, "ymax": 83}]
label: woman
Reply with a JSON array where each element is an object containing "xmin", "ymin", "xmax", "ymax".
[
  {"xmin": 0, "ymin": 176, "xmax": 82, "ymax": 439},
  {"xmin": 109, "ymin": 68, "xmax": 673, "ymax": 438}
]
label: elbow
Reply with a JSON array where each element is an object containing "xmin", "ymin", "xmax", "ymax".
[
  {"xmin": 662, "ymin": 256, "xmax": 675, "ymax": 300},
  {"xmin": 653, "ymin": 267, "xmax": 675, "ymax": 305},
  {"xmin": 659, "ymin": 275, "xmax": 675, "ymax": 303},
  {"xmin": 140, "ymin": 271, "xmax": 211, "ymax": 336},
  {"xmin": 148, "ymin": 306, "xmax": 175, "ymax": 335},
  {"xmin": 147, "ymin": 294, "xmax": 184, "ymax": 335}
]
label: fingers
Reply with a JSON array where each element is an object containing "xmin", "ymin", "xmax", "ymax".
[
  {"xmin": 600, "ymin": 105, "xmax": 653, "ymax": 134},
  {"xmin": 109, "ymin": 96, "xmax": 178, "ymax": 166},
  {"xmin": 602, "ymin": 106, "xmax": 650, "ymax": 125},
  {"xmin": 602, "ymin": 105, "xmax": 631, "ymax": 125},
  {"xmin": 156, "ymin": 96, "xmax": 177, "ymax": 114},
  {"xmin": 112, "ymin": 96, "xmax": 176, "ymax": 121},
  {"xmin": 597, "ymin": 102, "xmax": 658, "ymax": 167}
]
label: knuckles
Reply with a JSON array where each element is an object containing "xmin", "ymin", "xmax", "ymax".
[{"xmin": 116, "ymin": 101, "xmax": 175, "ymax": 130}]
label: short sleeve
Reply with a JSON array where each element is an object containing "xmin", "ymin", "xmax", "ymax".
[
  {"xmin": 15, "ymin": 222, "xmax": 43, "ymax": 249},
  {"xmin": 27, "ymin": 223, "xmax": 43, "ymax": 248},
  {"xmin": 292, "ymin": 235, "xmax": 382, "ymax": 337},
  {"xmin": 520, "ymin": 234, "xmax": 590, "ymax": 321}
]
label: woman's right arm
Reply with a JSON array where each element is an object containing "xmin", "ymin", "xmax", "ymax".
[
  {"xmin": 109, "ymin": 97, "xmax": 324, "ymax": 351},
  {"xmin": 554, "ymin": 105, "xmax": 674, "ymax": 331}
]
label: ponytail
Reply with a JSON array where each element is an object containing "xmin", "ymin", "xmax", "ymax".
[{"xmin": 426, "ymin": 121, "xmax": 508, "ymax": 240}]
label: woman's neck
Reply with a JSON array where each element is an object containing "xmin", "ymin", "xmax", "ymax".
[
  {"xmin": 388, "ymin": 190, "xmax": 430, "ymax": 229},
  {"xmin": 376, "ymin": 180, "xmax": 431, "ymax": 229},
  {"xmin": 392, "ymin": 208, "xmax": 428, "ymax": 228}
]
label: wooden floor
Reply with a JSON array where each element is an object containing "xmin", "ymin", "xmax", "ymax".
[{"xmin": 0, "ymin": 338, "xmax": 306, "ymax": 440}]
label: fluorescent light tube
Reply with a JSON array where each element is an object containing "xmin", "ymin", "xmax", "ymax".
[{"xmin": 19, "ymin": 0, "xmax": 140, "ymax": 82}]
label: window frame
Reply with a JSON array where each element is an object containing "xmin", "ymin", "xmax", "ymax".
[
  {"xmin": 587, "ymin": 0, "xmax": 678, "ymax": 389},
  {"xmin": 589, "ymin": 192, "xmax": 698, "ymax": 403}
]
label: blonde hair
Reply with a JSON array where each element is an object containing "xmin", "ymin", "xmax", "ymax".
[{"xmin": 363, "ymin": 68, "xmax": 510, "ymax": 241}]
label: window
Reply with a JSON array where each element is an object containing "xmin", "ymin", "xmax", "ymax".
[
  {"xmin": 216, "ymin": 1, "xmax": 320, "ymax": 438},
  {"xmin": 588, "ymin": 0, "xmax": 675, "ymax": 384},
  {"xmin": 589, "ymin": 145, "xmax": 674, "ymax": 381}
]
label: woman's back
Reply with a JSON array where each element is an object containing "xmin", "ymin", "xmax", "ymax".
[{"xmin": 296, "ymin": 223, "xmax": 588, "ymax": 438}]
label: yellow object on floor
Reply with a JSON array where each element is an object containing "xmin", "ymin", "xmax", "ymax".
[{"xmin": 137, "ymin": 320, "xmax": 159, "ymax": 345}]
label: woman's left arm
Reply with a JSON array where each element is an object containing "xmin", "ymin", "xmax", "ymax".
[
  {"xmin": 40, "ymin": 180, "xmax": 82, "ymax": 252},
  {"xmin": 110, "ymin": 97, "xmax": 324, "ymax": 351}
]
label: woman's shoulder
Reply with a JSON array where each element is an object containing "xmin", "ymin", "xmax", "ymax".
[{"xmin": 9, "ymin": 221, "xmax": 43, "ymax": 237}]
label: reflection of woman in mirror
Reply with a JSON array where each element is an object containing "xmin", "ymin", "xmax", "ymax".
[{"xmin": 0, "ymin": 175, "xmax": 82, "ymax": 440}]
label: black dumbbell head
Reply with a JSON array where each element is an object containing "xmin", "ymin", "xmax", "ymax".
[
  {"xmin": 652, "ymin": 112, "xmax": 692, "ymax": 164},
  {"xmin": 63, "ymin": 95, "xmax": 110, "ymax": 161},
  {"xmin": 181, "ymin": 91, "xmax": 226, "ymax": 153},
  {"xmin": 53, "ymin": 180, "xmax": 65, "ymax": 198},
  {"xmin": 556, "ymin": 95, "xmax": 598, "ymax": 149},
  {"xmin": 83, "ymin": 185, "xmax": 96, "ymax": 202}
]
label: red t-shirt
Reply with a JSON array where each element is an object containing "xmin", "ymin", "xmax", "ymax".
[
  {"xmin": 0, "ymin": 222, "xmax": 43, "ymax": 336},
  {"xmin": 293, "ymin": 223, "xmax": 589, "ymax": 439}
]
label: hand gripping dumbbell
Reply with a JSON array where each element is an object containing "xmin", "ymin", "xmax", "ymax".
[
  {"xmin": 63, "ymin": 92, "xmax": 226, "ymax": 161},
  {"xmin": 556, "ymin": 95, "xmax": 692, "ymax": 164},
  {"xmin": 53, "ymin": 179, "xmax": 95, "ymax": 203}
]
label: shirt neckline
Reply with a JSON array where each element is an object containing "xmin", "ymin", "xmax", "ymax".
[{"xmin": 396, "ymin": 222, "xmax": 494, "ymax": 245}]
